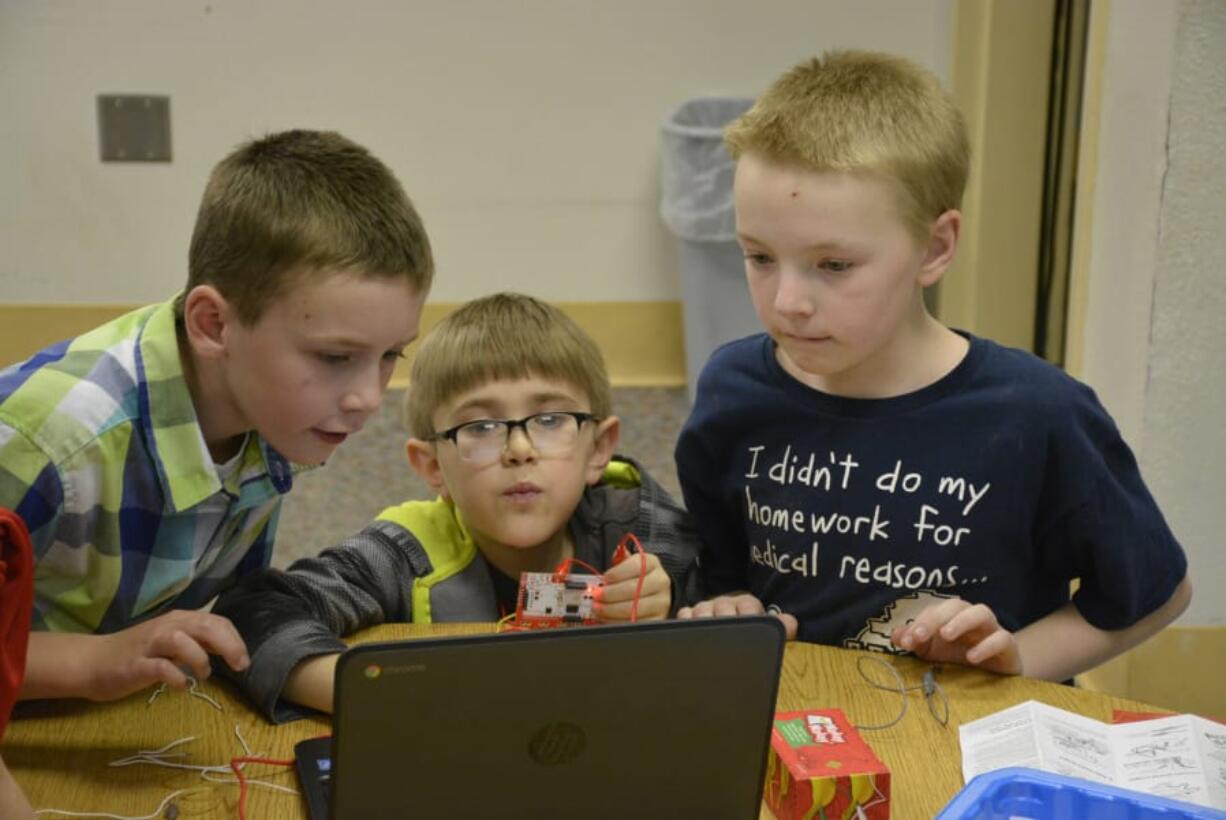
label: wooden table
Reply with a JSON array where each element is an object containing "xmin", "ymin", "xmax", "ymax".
[{"xmin": 4, "ymin": 623, "xmax": 1162, "ymax": 819}]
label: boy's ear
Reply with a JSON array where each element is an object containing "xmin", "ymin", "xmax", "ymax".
[
  {"xmin": 181, "ymin": 285, "xmax": 235, "ymax": 360},
  {"xmin": 917, "ymin": 209, "xmax": 961, "ymax": 288},
  {"xmin": 406, "ymin": 438, "xmax": 451, "ymax": 500},
  {"xmin": 584, "ymin": 416, "xmax": 621, "ymax": 486}
]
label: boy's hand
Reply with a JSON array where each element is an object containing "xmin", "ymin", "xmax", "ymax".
[
  {"xmin": 677, "ymin": 594, "xmax": 799, "ymax": 639},
  {"xmin": 597, "ymin": 552, "xmax": 671, "ymax": 621},
  {"xmin": 0, "ymin": 754, "xmax": 34, "ymax": 820},
  {"xmin": 891, "ymin": 597, "xmax": 1022, "ymax": 676},
  {"xmin": 22, "ymin": 610, "xmax": 250, "ymax": 702},
  {"xmin": 85, "ymin": 610, "xmax": 250, "ymax": 701}
]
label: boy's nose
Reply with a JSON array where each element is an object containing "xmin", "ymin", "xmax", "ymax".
[
  {"xmin": 501, "ymin": 426, "xmax": 538, "ymax": 464},
  {"xmin": 340, "ymin": 366, "xmax": 385, "ymax": 415},
  {"xmin": 774, "ymin": 268, "xmax": 816, "ymax": 317}
]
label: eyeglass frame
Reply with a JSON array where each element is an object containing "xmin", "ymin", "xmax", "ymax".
[{"xmin": 426, "ymin": 411, "xmax": 601, "ymax": 463}]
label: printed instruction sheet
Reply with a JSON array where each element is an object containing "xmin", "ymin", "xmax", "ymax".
[{"xmin": 959, "ymin": 700, "xmax": 1226, "ymax": 810}]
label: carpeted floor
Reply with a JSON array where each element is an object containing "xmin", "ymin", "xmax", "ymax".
[{"xmin": 273, "ymin": 387, "xmax": 691, "ymax": 567}]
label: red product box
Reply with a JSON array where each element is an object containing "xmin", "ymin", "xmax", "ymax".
[{"xmin": 764, "ymin": 709, "xmax": 890, "ymax": 820}]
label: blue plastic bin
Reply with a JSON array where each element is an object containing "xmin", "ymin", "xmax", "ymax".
[{"xmin": 937, "ymin": 767, "xmax": 1226, "ymax": 819}]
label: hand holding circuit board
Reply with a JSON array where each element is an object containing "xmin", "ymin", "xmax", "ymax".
[
  {"xmin": 598, "ymin": 546, "xmax": 671, "ymax": 622},
  {"xmin": 509, "ymin": 534, "xmax": 671, "ymax": 629}
]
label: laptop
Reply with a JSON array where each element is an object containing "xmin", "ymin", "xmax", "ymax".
[{"xmin": 295, "ymin": 616, "xmax": 785, "ymax": 820}]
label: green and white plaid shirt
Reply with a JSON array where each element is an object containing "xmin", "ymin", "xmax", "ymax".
[{"xmin": 0, "ymin": 297, "xmax": 300, "ymax": 633}]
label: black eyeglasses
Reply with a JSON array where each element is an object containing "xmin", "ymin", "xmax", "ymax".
[{"xmin": 428, "ymin": 411, "xmax": 599, "ymax": 465}]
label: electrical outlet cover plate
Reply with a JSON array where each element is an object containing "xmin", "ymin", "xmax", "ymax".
[{"xmin": 97, "ymin": 94, "xmax": 171, "ymax": 162}]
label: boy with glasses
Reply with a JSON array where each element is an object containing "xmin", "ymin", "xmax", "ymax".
[{"xmin": 213, "ymin": 293, "xmax": 702, "ymax": 722}]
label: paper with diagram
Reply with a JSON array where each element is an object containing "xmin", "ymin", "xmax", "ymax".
[{"xmin": 959, "ymin": 700, "xmax": 1226, "ymax": 810}]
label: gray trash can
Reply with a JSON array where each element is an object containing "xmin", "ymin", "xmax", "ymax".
[{"xmin": 660, "ymin": 97, "xmax": 759, "ymax": 402}]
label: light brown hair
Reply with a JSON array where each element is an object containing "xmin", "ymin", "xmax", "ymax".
[
  {"xmin": 184, "ymin": 129, "xmax": 433, "ymax": 324},
  {"xmin": 725, "ymin": 50, "xmax": 969, "ymax": 240},
  {"xmin": 404, "ymin": 293, "xmax": 611, "ymax": 438}
]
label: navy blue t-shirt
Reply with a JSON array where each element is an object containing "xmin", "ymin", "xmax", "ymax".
[{"xmin": 674, "ymin": 333, "xmax": 1186, "ymax": 650}]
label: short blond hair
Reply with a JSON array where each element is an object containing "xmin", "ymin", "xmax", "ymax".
[
  {"xmin": 725, "ymin": 50, "xmax": 969, "ymax": 240},
  {"xmin": 184, "ymin": 129, "xmax": 433, "ymax": 325},
  {"xmin": 403, "ymin": 293, "xmax": 612, "ymax": 438}
]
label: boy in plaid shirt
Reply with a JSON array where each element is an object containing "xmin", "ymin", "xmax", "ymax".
[{"xmin": 0, "ymin": 130, "xmax": 433, "ymax": 702}]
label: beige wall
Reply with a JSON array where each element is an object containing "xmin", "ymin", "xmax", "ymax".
[
  {"xmin": 1136, "ymin": 0, "xmax": 1226, "ymax": 633},
  {"xmin": 1071, "ymin": 0, "xmax": 1226, "ymax": 715},
  {"xmin": 944, "ymin": 0, "xmax": 1054, "ymax": 350},
  {"xmin": 0, "ymin": 0, "xmax": 951, "ymax": 307},
  {"xmin": 1077, "ymin": 0, "xmax": 1226, "ymax": 631}
]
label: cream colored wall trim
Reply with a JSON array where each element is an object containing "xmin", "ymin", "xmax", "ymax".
[
  {"xmin": 1062, "ymin": 0, "xmax": 1109, "ymax": 379},
  {"xmin": 947, "ymin": 0, "xmax": 1055, "ymax": 350},
  {"xmin": 945, "ymin": 0, "xmax": 990, "ymax": 330},
  {"xmin": 0, "ymin": 301, "xmax": 687, "ymax": 389},
  {"xmin": 404, "ymin": 301, "xmax": 686, "ymax": 389},
  {"xmin": 0, "ymin": 304, "xmax": 139, "ymax": 364},
  {"xmin": 1079, "ymin": 625, "xmax": 1226, "ymax": 719},
  {"xmin": 1076, "ymin": 653, "xmax": 1131, "ymax": 700},
  {"xmin": 1125, "ymin": 626, "xmax": 1226, "ymax": 719}
]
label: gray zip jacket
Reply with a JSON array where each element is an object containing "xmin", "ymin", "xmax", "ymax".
[{"xmin": 213, "ymin": 457, "xmax": 703, "ymax": 722}]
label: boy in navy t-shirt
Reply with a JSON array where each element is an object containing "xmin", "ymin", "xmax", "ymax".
[{"xmin": 675, "ymin": 51, "xmax": 1190, "ymax": 681}]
